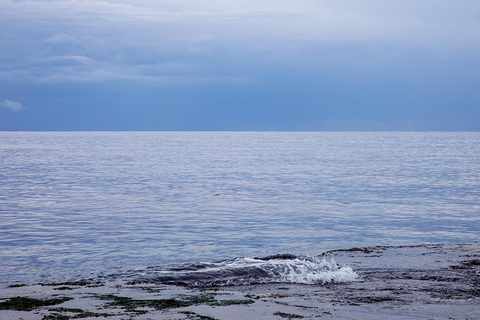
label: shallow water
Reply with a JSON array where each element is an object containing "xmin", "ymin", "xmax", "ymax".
[{"xmin": 1, "ymin": 132, "xmax": 479, "ymax": 284}]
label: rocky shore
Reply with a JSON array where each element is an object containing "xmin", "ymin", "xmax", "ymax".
[{"xmin": 1, "ymin": 243, "xmax": 479, "ymax": 319}]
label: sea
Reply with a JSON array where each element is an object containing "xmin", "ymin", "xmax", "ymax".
[{"xmin": 1, "ymin": 132, "xmax": 479, "ymax": 286}]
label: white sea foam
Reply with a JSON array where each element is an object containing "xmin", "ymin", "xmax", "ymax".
[
  {"xmin": 227, "ymin": 256, "xmax": 358, "ymax": 285},
  {"xmin": 141, "ymin": 255, "xmax": 358, "ymax": 287},
  {"xmin": 268, "ymin": 258, "xmax": 359, "ymax": 284}
]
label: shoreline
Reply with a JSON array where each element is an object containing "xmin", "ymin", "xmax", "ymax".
[{"xmin": 1, "ymin": 242, "xmax": 479, "ymax": 319}]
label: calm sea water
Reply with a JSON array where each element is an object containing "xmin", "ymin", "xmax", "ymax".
[{"xmin": 1, "ymin": 132, "xmax": 479, "ymax": 285}]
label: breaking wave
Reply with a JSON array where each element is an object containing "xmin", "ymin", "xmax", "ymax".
[{"xmin": 132, "ymin": 254, "xmax": 358, "ymax": 287}]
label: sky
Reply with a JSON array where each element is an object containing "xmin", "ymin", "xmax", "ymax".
[{"xmin": 1, "ymin": 0, "xmax": 479, "ymax": 131}]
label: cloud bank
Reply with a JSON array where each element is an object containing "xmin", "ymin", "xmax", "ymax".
[{"xmin": 1, "ymin": 0, "xmax": 479, "ymax": 84}]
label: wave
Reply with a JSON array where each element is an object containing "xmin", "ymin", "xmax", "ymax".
[{"xmin": 131, "ymin": 254, "xmax": 358, "ymax": 287}]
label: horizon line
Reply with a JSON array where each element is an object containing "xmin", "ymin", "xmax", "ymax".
[{"xmin": 1, "ymin": 130, "xmax": 479, "ymax": 133}]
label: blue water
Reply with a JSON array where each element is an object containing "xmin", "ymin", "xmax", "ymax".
[{"xmin": 1, "ymin": 132, "xmax": 479, "ymax": 284}]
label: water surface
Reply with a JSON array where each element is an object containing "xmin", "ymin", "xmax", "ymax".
[{"xmin": 1, "ymin": 132, "xmax": 479, "ymax": 284}]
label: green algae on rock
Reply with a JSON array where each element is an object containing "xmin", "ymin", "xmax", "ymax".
[
  {"xmin": 273, "ymin": 311, "xmax": 304, "ymax": 318},
  {"xmin": 0, "ymin": 296, "xmax": 73, "ymax": 311}
]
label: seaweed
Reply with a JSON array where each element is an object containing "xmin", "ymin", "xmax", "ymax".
[
  {"xmin": 41, "ymin": 281, "xmax": 103, "ymax": 287},
  {"xmin": 273, "ymin": 311, "xmax": 304, "ymax": 318},
  {"xmin": 180, "ymin": 311, "xmax": 219, "ymax": 320},
  {"xmin": 463, "ymin": 259, "xmax": 480, "ymax": 267},
  {"xmin": 211, "ymin": 299, "xmax": 254, "ymax": 306},
  {"xmin": 43, "ymin": 310, "xmax": 113, "ymax": 320},
  {"xmin": 49, "ymin": 307, "xmax": 86, "ymax": 313},
  {"xmin": 7, "ymin": 284, "xmax": 27, "ymax": 288},
  {"xmin": 98, "ymin": 293, "xmax": 254, "ymax": 312},
  {"xmin": 100, "ymin": 294, "xmax": 189, "ymax": 311},
  {"xmin": 0, "ymin": 296, "xmax": 73, "ymax": 311},
  {"xmin": 49, "ymin": 306, "xmax": 114, "ymax": 317},
  {"xmin": 43, "ymin": 314, "xmax": 71, "ymax": 320}
]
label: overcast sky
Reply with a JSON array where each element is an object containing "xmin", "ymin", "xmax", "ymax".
[{"xmin": 1, "ymin": 0, "xmax": 479, "ymax": 130}]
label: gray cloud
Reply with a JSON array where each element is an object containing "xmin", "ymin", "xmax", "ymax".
[
  {"xmin": 0, "ymin": 99, "xmax": 24, "ymax": 112},
  {"xmin": 1, "ymin": 0, "xmax": 479, "ymax": 84}
]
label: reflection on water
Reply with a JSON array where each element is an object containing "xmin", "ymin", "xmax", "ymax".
[{"xmin": 0, "ymin": 132, "xmax": 479, "ymax": 284}]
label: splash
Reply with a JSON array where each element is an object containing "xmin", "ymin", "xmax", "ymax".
[{"xmin": 134, "ymin": 254, "xmax": 358, "ymax": 287}]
